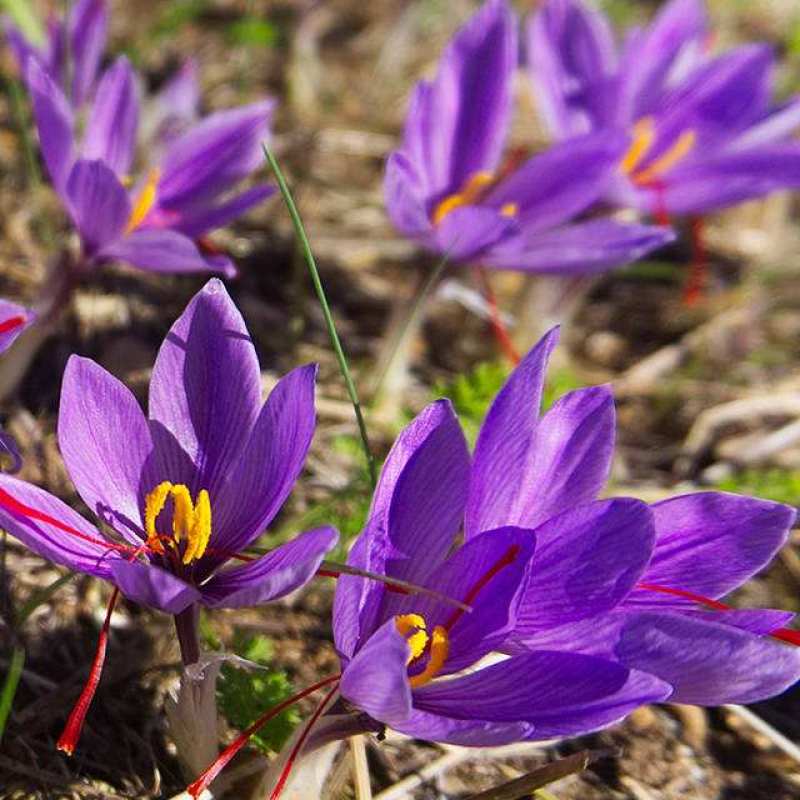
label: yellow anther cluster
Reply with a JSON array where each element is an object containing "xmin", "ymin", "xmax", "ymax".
[
  {"xmin": 432, "ymin": 170, "xmax": 495, "ymax": 225},
  {"xmin": 621, "ymin": 116, "xmax": 697, "ymax": 185},
  {"xmin": 126, "ymin": 168, "xmax": 161, "ymax": 234},
  {"xmin": 394, "ymin": 613, "xmax": 450, "ymax": 689},
  {"xmin": 144, "ymin": 481, "xmax": 212, "ymax": 565}
]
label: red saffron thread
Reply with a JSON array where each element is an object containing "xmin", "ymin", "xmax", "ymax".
[
  {"xmin": 57, "ymin": 587, "xmax": 120, "ymax": 755},
  {"xmin": 474, "ymin": 268, "xmax": 520, "ymax": 365},
  {"xmin": 0, "ymin": 316, "xmax": 26, "ymax": 335},
  {"xmin": 269, "ymin": 683, "xmax": 340, "ymax": 800},
  {"xmin": 636, "ymin": 582, "xmax": 800, "ymax": 647},
  {"xmin": 0, "ymin": 487, "xmax": 137, "ymax": 556},
  {"xmin": 444, "ymin": 544, "xmax": 520, "ymax": 631},
  {"xmin": 651, "ymin": 180, "xmax": 671, "ymax": 228},
  {"xmin": 683, "ymin": 215, "xmax": 707, "ymax": 306},
  {"xmin": 187, "ymin": 674, "xmax": 341, "ymax": 798}
]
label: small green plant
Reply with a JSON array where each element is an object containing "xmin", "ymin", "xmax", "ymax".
[
  {"xmin": 716, "ymin": 468, "xmax": 800, "ymax": 506},
  {"xmin": 227, "ymin": 17, "xmax": 279, "ymax": 47},
  {"xmin": 153, "ymin": 0, "xmax": 209, "ymax": 38},
  {"xmin": 216, "ymin": 633, "xmax": 299, "ymax": 754}
]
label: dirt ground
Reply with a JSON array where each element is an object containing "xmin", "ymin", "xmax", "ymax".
[{"xmin": 2, "ymin": 1, "xmax": 800, "ymax": 798}]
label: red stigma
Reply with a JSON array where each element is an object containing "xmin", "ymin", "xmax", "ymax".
[
  {"xmin": 475, "ymin": 268, "xmax": 520, "ymax": 366},
  {"xmin": 683, "ymin": 216, "xmax": 707, "ymax": 307},
  {"xmin": 444, "ymin": 543, "xmax": 521, "ymax": 631},
  {"xmin": 57, "ymin": 588, "xmax": 119, "ymax": 755},
  {"xmin": 0, "ymin": 316, "xmax": 26, "ymax": 335}
]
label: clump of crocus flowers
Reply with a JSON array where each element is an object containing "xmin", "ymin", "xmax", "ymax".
[{"xmin": 2, "ymin": 1, "xmax": 800, "ymax": 798}]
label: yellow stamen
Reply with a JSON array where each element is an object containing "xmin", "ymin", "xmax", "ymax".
[
  {"xmin": 431, "ymin": 171, "xmax": 495, "ymax": 226},
  {"xmin": 143, "ymin": 482, "xmax": 212, "ymax": 565},
  {"xmin": 620, "ymin": 117, "xmax": 656, "ymax": 175},
  {"xmin": 408, "ymin": 626, "xmax": 449, "ymax": 689},
  {"xmin": 126, "ymin": 168, "xmax": 161, "ymax": 234},
  {"xmin": 500, "ymin": 202, "xmax": 518, "ymax": 218},
  {"xmin": 633, "ymin": 129, "xmax": 697, "ymax": 185},
  {"xmin": 396, "ymin": 614, "xmax": 428, "ymax": 661}
]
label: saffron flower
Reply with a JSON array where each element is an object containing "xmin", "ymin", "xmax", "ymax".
[
  {"xmin": 473, "ymin": 328, "xmax": 800, "ymax": 705},
  {"xmin": 330, "ymin": 400, "xmax": 671, "ymax": 745},
  {"xmin": 385, "ymin": 0, "xmax": 673, "ymax": 273},
  {"xmin": 27, "ymin": 55, "xmax": 274, "ymax": 277},
  {"xmin": 0, "ymin": 298, "xmax": 34, "ymax": 354},
  {"xmin": 4, "ymin": 0, "xmax": 106, "ymax": 108},
  {"xmin": 529, "ymin": 0, "xmax": 800, "ymax": 216},
  {"xmin": 0, "ymin": 280, "xmax": 337, "ymax": 756}
]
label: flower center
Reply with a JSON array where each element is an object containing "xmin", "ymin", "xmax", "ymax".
[
  {"xmin": 395, "ymin": 613, "xmax": 450, "ymax": 688},
  {"xmin": 144, "ymin": 481, "xmax": 211, "ymax": 565},
  {"xmin": 621, "ymin": 116, "xmax": 696, "ymax": 186},
  {"xmin": 126, "ymin": 168, "xmax": 161, "ymax": 234},
  {"xmin": 431, "ymin": 171, "xmax": 518, "ymax": 226}
]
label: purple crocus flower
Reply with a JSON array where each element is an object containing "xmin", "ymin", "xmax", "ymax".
[
  {"xmin": 0, "ymin": 279, "xmax": 337, "ymax": 620},
  {"xmin": 4, "ymin": 0, "xmax": 106, "ymax": 108},
  {"xmin": 331, "ymin": 400, "xmax": 671, "ymax": 745},
  {"xmin": 27, "ymin": 55, "xmax": 274, "ymax": 278},
  {"xmin": 472, "ymin": 328, "xmax": 800, "ymax": 705},
  {"xmin": 529, "ymin": 0, "xmax": 800, "ymax": 216},
  {"xmin": 0, "ymin": 298, "xmax": 34, "ymax": 354},
  {"xmin": 385, "ymin": 0, "xmax": 673, "ymax": 274}
]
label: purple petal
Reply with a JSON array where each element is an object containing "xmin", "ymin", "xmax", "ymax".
[
  {"xmin": 171, "ymin": 184, "xmax": 275, "ymax": 238},
  {"xmin": 404, "ymin": 0, "xmax": 516, "ymax": 199},
  {"xmin": 732, "ymin": 96, "xmax": 800, "ymax": 149},
  {"xmin": 201, "ymin": 527, "xmax": 338, "ymax": 608},
  {"xmin": 627, "ymin": 492, "xmax": 795, "ymax": 606},
  {"xmin": 0, "ymin": 299, "xmax": 35, "ymax": 354},
  {"xmin": 27, "ymin": 60, "xmax": 74, "ymax": 192},
  {"xmin": 383, "ymin": 151, "xmax": 432, "ymax": 240},
  {"xmin": 149, "ymin": 59, "xmax": 200, "ymax": 147},
  {"xmin": 102, "ymin": 229, "xmax": 236, "ymax": 277},
  {"xmin": 0, "ymin": 427, "xmax": 23, "ymax": 474},
  {"xmin": 513, "ymin": 498, "xmax": 655, "ymax": 637},
  {"xmin": 617, "ymin": 612, "xmax": 800, "ymax": 704},
  {"xmin": 471, "ymin": 386, "xmax": 615, "ymax": 534},
  {"xmin": 465, "ymin": 329, "xmax": 559, "ymax": 539},
  {"xmin": 147, "ymin": 279, "xmax": 261, "ymax": 499},
  {"xmin": 433, "ymin": 205, "xmax": 517, "ymax": 262},
  {"xmin": 339, "ymin": 618, "xmax": 414, "ymax": 726},
  {"xmin": 526, "ymin": 0, "xmax": 618, "ymax": 138},
  {"xmin": 620, "ymin": 0, "xmax": 707, "ymax": 118},
  {"xmin": 158, "ymin": 100, "xmax": 274, "ymax": 210},
  {"xmin": 640, "ymin": 144, "xmax": 800, "ymax": 215},
  {"xmin": 688, "ymin": 609, "xmax": 795, "ymax": 636},
  {"xmin": 333, "ymin": 400, "xmax": 469, "ymax": 661},
  {"xmin": 395, "ymin": 711, "xmax": 530, "ymax": 746},
  {"xmin": 82, "ymin": 57, "xmax": 139, "ymax": 176},
  {"xmin": 4, "ymin": 21, "xmax": 41, "ymax": 77},
  {"xmin": 58, "ymin": 356, "xmax": 152, "ymax": 545},
  {"xmin": 0, "ymin": 475, "xmax": 118, "ymax": 579},
  {"xmin": 486, "ymin": 132, "xmax": 625, "ymax": 233},
  {"xmin": 68, "ymin": 0, "xmax": 107, "ymax": 106},
  {"xmin": 209, "ymin": 364, "xmax": 317, "ymax": 559},
  {"xmin": 484, "ymin": 219, "xmax": 674, "ymax": 274},
  {"xmin": 111, "ymin": 560, "xmax": 200, "ymax": 614}
]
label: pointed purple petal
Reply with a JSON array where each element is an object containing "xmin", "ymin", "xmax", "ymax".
[
  {"xmin": 82, "ymin": 57, "xmax": 139, "ymax": 176},
  {"xmin": 201, "ymin": 527, "xmax": 338, "ymax": 608},
  {"xmin": 68, "ymin": 0, "xmax": 107, "ymax": 106},
  {"xmin": 158, "ymin": 100, "xmax": 274, "ymax": 209},
  {"xmin": 27, "ymin": 59, "xmax": 74, "ymax": 192},
  {"xmin": 617, "ymin": 612, "xmax": 800, "ymax": 704},
  {"xmin": 0, "ymin": 474, "xmax": 118, "ymax": 579},
  {"xmin": 484, "ymin": 219, "xmax": 674, "ymax": 274},
  {"xmin": 513, "ymin": 498, "xmax": 655, "ymax": 637},
  {"xmin": 339, "ymin": 618, "xmax": 414, "ymax": 726},
  {"xmin": 0, "ymin": 299, "xmax": 35, "ymax": 354},
  {"xmin": 66, "ymin": 159, "xmax": 130, "ymax": 256},
  {"xmin": 434, "ymin": 205, "xmax": 517, "ymax": 262},
  {"xmin": 58, "ymin": 356, "xmax": 152, "ymax": 545},
  {"xmin": 172, "ymin": 184, "xmax": 275, "ymax": 238},
  {"xmin": 102, "ymin": 229, "xmax": 236, "ymax": 277},
  {"xmin": 147, "ymin": 279, "xmax": 261, "ymax": 499},
  {"xmin": 732, "ymin": 96, "xmax": 800, "ymax": 149},
  {"xmin": 210, "ymin": 364, "xmax": 317, "ymax": 558},
  {"xmin": 111, "ymin": 560, "xmax": 200, "ymax": 614},
  {"xmin": 395, "ymin": 711, "xmax": 530, "ymax": 746},
  {"xmin": 465, "ymin": 329, "xmax": 559, "ymax": 539},
  {"xmin": 627, "ymin": 492, "xmax": 795, "ymax": 606},
  {"xmin": 149, "ymin": 59, "xmax": 200, "ymax": 147},
  {"xmin": 383, "ymin": 151, "xmax": 432, "ymax": 240}
]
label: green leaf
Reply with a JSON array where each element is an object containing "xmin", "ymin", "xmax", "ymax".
[
  {"xmin": 716, "ymin": 468, "xmax": 800, "ymax": 506},
  {"xmin": 0, "ymin": 645, "xmax": 25, "ymax": 742},
  {"xmin": 153, "ymin": 0, "xmax": 209, "ymax": 38},
  {"xmin": 217, "ymin": 634, "xmax": 298, "ymax": 754},
  {"xmin": 1, "ymin": 0, "xmax": 45, "ymax": 46}
]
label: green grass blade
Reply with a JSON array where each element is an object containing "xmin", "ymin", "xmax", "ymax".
[
  {"xmin": 0, "ymin": 645, "xmax": 25, "ymax": 742},
  {"xmin": 1, "ymin": 0, "xmax": 45, "ymax": 46},
  {"xmin": 263, "ymin": 144, "xmax": 376, "ymax": 487}
]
